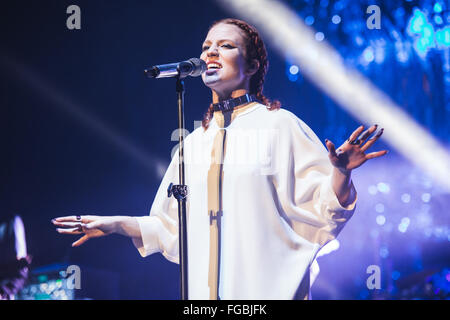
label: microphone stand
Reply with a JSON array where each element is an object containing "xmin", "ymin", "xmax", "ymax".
[{"xmin": 167, "ymin": 76, "xmax": 189, "ymax": 300}]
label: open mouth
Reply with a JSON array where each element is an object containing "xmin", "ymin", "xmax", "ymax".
[{"xmin": 207, "ymin": 62, "xmax": 223, "ymax": 70}]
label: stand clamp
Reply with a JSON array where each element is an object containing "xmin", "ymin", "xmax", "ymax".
[{"xmin": 167, "ymin": 183, "xmax": 188, "ymax": 200}]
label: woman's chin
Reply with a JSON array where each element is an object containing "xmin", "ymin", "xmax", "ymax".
[{"xmin": 202, "ymin": 74, "xmax": 222, "ymax": 87}]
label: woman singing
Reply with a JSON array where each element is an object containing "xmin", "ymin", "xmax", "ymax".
[{"xmin": 53, "ymin": 18, "xmax": 387, "ymax": 299}]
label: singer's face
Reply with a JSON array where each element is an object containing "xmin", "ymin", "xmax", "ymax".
[{"xmin": 200, "ymin": 23, "xmax": 250, "ymax": 96}]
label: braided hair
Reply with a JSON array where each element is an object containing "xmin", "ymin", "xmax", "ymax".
[{"xmin": 201, "ymin": 18, "xmax": 281, "ymax": 130}]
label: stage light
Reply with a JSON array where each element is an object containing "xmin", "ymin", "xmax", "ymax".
[
  {"xmin": 315, "ymin": 32, "xmax": 325, "ymax": 41},
  {"xmin": 287, "ymin": 64, "xmax": 299, "ymax": 81},
  {"xmin": 406, "ymin": 8, "xmax": 441, "ymax": 57},
  {"xmin": 421, "ymin": 192, "xmax": 431, "ymax": 203},
  {"xmin": 433, "ymin": 226, "xmax": 446, "ymax": 239},
  {"xmin": 305, "ymin": 16, "xmax": 315, "ymax": 26},
  {"xmin": 415, "ymin": 38, "xmax": 428, "ymax": 55},
  {"xmin": 217, "ymin": 0, "xmax": 450, "ymax": 192},
  {"xmin": 422, "ymin": 23, "xmax": 435, "ymax": 44},
  {"xmin": 374, "ymin": 40, "xmax": 386, "ymax": 64},
  {"xmin": 445, "ymin": 74, "xmax": 450, "ymax": 84},
  {"xmin": 395, "ymin": 7, "xmax": 406, "ymax": 19},
  {"xmin": 40, "ymin": 283, "xmax": 48, "ymax": 292},
  {"xmin": 377, "ymin": 182, "xmax": 390, "ymax": 194},
  {"xmin": 331, "ymin": 15, "xmax": 341, "ymax": 24},
  {"xmin": 408, "ymin": 9, "xmax": 427, "ymax": 35},
  {"xmin": 289, "ymin": 65, "xmax": 299, "ymax": 75},
  {"xmin": 394, "ymin": 47, "xmax": 407, "ymax": 63},
  {"xmin": 320, "ymin": 0, "xmax": 329, "ymax": 8},
  {"xmin": 436, "ymin": 26, "xmax": 450, "ymax": 47},
  {"xmin": 433, "ymin": 2, "xmax": 443, "ymax": 14},
  {"xmin": 354, "ymin": 35, "xmax": 364, "ymax": 47},
  {"xmin": 288, "ymin": 73, "xmax": 299, "ymax": 82},
  {"xmin": 401, "ymin": 193, "xmax": 411, "ymax": 203},
  {"xmin": 398, "ymin": 217, "xmax": 411, "ymax": 233},
  {"xmin": 333, "ymin": 1, "xmax": 345, "ymax": 11},
  {"xmin": 376, "ymin": 215, "xmax": 386, "ymax": 226},
  {"xmin": 415, "ymin": 24, "xmax": 436, "ymax": 56},
  {"xmin": 434, "ymin": 15, "xmax": 443, "ymax": 25},
  {"xmin": 380, "ymin": 246, "xmax": 389, "ymax": 258},
  {"xmin": 362, "ymin": 47, "xmax": 375, "ymax": 65}
]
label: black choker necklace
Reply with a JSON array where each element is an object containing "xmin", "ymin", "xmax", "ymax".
[{"xmin": 212, "ymin": 94, "xmax": 257, "ymax": 112}]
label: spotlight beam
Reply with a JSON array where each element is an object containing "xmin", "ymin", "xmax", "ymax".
[
  {"xmin": 216, "ymin": 0, "xmax": 450, "ymax": 191},
  {"xmin": 1, "ymin": 54, "xmax": 166, "ymax": 179}
]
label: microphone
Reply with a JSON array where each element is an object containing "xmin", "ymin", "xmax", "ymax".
[{"xmin": 144, "ymin": 58, "xmax": 207, "ymax": 79}]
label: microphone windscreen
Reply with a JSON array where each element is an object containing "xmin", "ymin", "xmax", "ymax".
[
  {"xmin": 144, "ymin": 67, "xmax": 159, "ymax": 78},
  {"xmin": 188, "ymin": 58, "xmax": 207, "ymax": 77}
]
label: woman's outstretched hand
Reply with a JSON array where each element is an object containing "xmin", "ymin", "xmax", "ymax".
[
  {"xmin": 325, "ymin": 124, "xmax": 388, "ymax": 173},
  {"xmin": 52, "ymin": 215, "xmax": 118, "ymax": 247}
]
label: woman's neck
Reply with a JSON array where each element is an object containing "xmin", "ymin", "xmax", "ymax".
[{"xmin": 212, "ymin": 89, "xmax": 249, "ymax": 104}]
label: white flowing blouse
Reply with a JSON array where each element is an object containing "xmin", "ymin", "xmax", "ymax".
[{"xmin": 132, "ymin": 102, "xmax": 357, "ymax": 299}]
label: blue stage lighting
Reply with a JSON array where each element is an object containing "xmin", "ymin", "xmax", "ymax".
[
  {"xmin": 380, "ymin": 246, "xmax": 389, "ymax": 258},
  {"xmin": 434, "ymin": 15, "xmax": 443, "ymax": 25},
  {"xmin": 332, "ymin": 14, "xmax": 341, "ymax": 24},
  {"xmin": 392, "ymin": 271, "xmax": 401, "ymax": 281},
  {"xmin": 408, "ymin": 9, "xmax": 427, "ymax": 34},
  {"xmin": 422, "ymin": 23, "xmax": 435, "ymax": 44},
  {"xmin": 375, "ymin": 203, "xmax": 385, "ymax": 213},
  {"xmin": 401, "ymin": 193, "xmax": 411, "ymax": 203},
  {"xmin": 286, "ymin": 64, "xmax": 300, "ymax": 82},
  {"xmin": 368, "ymin": 185, "xmax": 378, "ymax": 195},
  {"xmin": 288, "ymin": 73, "xmax": 299, "ymax": 82},
  {"xmin": 377, "ymin": 182, "xmax": 390, "ymax": 193},
  {"xmin": 334, "ymin": 1, "xmax": 344, "ymax": 11},
  {"xmin": 289, "ymin": 65, "xmax": 299, "ymax": 75},
  {"xmin": 315, "ymin": 32, "xmax": 325, "ymax": 41},
  {"xmin": 436, "ymin": 26, "xmax": 450, "ymax": 47},
  {"xmin": 304, "ymin": 15, "xmax": 315, "ymax": 25},
  {"xmin": 376, "ymin": 215, "xmax": 386, "ymax": 226},
  {"xmin": 320, "ymin": 0, "xmax": 329, "ymax": 8},
  {"xmin": 421, "ymin": 193, "xmax": 431, "ymax": 203},
  {"xmin": 433, "ymin": 2, "xmax": 443, "ymax": 13}
]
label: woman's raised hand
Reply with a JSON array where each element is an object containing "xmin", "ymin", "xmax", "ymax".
[
  {"xmin": 52, "ymin": 215, "xmax": 118, "ymax": 247},
  {"xmin": 325, "ymin": 124, "xmax": 388, "ymax": 173}
]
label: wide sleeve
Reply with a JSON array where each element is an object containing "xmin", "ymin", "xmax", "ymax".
[
  {"xmin": 131, "ymin": 149, "xmax": 180, "ymax": 264},
  {"xmin": 272, "ymin": 110, "xmax": 357, "ymax": 247}
]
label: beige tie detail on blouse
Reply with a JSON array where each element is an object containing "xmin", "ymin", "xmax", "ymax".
[{"xmin": 207, "ymin": 102, "xmax": 259, "ymax": 300}]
